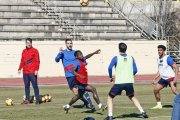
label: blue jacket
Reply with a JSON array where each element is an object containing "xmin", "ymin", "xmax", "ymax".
[{"xmin": 55, "ymin": 49, "xmax": 76, "ymax": 77}]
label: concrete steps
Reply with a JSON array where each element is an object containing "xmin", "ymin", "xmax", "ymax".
[
  {"xmin": 0, "ymin": 5, "xmax": 112, "ymax": 12},
  {"xmin": 0, "ymin": 18, "xmax": 54, "ymax": 24},
  {"xmin": 0, "ymin": 10, "xmax": 119, "ymax": 18},
  {"xmin": 34, "ymin": 0, "xmax": 108, "ymax": 7},
  {"xmin": 0, "ymin": 31, "xmax": 140, "ymax": 38},
  {"xmin": 0, "ymin": 0, "xmax": 33, "ymax": 4},
  {"xmin": 0, "ymin": 0, "xmax": 143, "ymax": 40},
  {"xmin": 0, "ymin": 11, "xmax": 46, "ymax": 17},
  {"xmin": 0, "ymin": 24, "xmax": 133, "ymax": 31},
  {"xmin": 0, "ymin": 17, "xmax": 127, "ymax": 25}
]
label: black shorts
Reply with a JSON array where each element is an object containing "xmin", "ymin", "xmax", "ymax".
[
  {"xmin": 109, "ymin": 83, "xmax": 134, "ymax": 98},
  {"xmin": 158, "ymin": 78, "xmax": 174, "ymax": 88}
]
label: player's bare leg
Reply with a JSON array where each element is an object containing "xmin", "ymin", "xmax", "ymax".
[
  {"xmin": 85, "ymin": 84, "xmax": 106, "ymax": 110},
  {"xmin": 85, "ymin": 85, "xmax": 100, "ymax": 104},
  {"xmin": 105, "ymin": 96, "xmax": 113, "ymax": 120},
  {"xmin": 72, "ymin": 87, "xmax": 78, "ymax": 95},
  {"xmin": 63, "ymin": 94, "xmax": 80, "ymax": 114},
  {"xmin": 72, "ymin": 87, "xmax": 91, "ymax": 108},
  {"xmin": 152, "ymin": 84, "xmax": 164, "ymax": 109},
  {"xmin": 129, "ymin": 95, "xmax": 148, "ymax": 118}
]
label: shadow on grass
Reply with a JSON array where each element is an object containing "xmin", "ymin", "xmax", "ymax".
[
  {"xmin": 81, "ymin": 109, "xmax": 104, "ymax": 115},
  {"xmin": 163, "ymin": 105, "xmax": 173, "ymax": 108},
  {"xmin": 114, "ymin": 113, "xmax": 142, "ymax": 119},
  {"xmin": 72, "ymin": 104, "xmax": 85, "ymax": 108}
]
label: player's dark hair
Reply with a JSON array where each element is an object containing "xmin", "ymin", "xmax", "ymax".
[
  {"xmin": 158, "ymin": 45, "xmax": 166, "ymax": 51},
  {"xmin": 119, "ymin": 42, "xmax": 127, "ymax": 53},
  {"xmin": 26, "ymin": 38, "xmax": 32, "ymax": 43},
  {"xmin": 65, "ymin": 39, "xmax": 72, "ymax": 43},
  {"xmin": 74, "ymin": 50, "xmax": 82, "ymax": 57}
]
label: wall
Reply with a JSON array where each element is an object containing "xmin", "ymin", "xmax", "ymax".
[{"xmin": 0, "ymin": 40, "xmax": 166, "ymax": 78}]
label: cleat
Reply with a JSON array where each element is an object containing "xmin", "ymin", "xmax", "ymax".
[
  {"xmin": 21, "ymin": 100, "xmax": 30, "ymax": 104},
  {"xmin": 91, "ymin": 107, "xmax": 96, "ymax": 113},
  {"xmin": 151, "ymin": 105, "xmax": 162, "ymax": 109},
  {"xmin": 104, "ymin": 116, "xmax": 113, "ymax": 120},
  {"xmin": 139, "ymin": 112, "xmax": 148, "ymax": 118},
  {"xmin": 63, "ymin": 105, "xmax": 70, "ymax": 114},
  {"xmin": 100, "ymin": 104, "xmax": 107, "ymax": 111}
]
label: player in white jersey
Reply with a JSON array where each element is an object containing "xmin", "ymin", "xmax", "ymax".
[{"xmin": 152, "ymin": 45, "xmax": 179, "ymax": 109}]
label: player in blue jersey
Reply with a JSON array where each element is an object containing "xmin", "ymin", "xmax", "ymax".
[{"xmin": 55, "ymin": 39, "xmax": 93, "ymax": 109}]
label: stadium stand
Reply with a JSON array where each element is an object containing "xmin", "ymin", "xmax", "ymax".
[{"xmin": 0, "ymin": 0, "xmax": 144, "ymax": 41}]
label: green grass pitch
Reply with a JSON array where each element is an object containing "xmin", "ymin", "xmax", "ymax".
[{"xmin": 0, "ymin": 83, "xmax": 176, "ymax": 120}]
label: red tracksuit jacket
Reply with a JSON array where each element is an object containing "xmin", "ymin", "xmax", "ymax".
[{"xmin": 18, "ymin": 47, "xmax": 40, "ymax": 74}]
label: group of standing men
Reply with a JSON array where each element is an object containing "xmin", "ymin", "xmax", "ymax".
[{"xmin": 18, "ymin": 38, "xmax": 180, "ymax": 120}]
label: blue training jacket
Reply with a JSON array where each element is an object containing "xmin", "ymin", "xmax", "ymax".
[{"xmin": 55, "ymin": 49, "xmax": 76, "ymax": 77}]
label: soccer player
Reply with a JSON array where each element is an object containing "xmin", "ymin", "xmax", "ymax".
[
  {"xmin": 18, "ymin": 38, "xmax": 40, "ymax": 104},
  {"xmin": 105, "ymin": 43, "xmax": 148, "ymax": 120},
  {"xmin": 152, "ymin": 45, "xmax": 179, "ymax": 109},
  {"xmin": 63, "ymin": 50, "xmax": 106, "ymax": 113},
  {"xmin": 55, "ymin": 39, "xmax": 93, "ymax": 108}
]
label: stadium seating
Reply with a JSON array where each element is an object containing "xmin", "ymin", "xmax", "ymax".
[{"xmin": 0, "ymin": 0, "xmax": 144, "ymax": 41}]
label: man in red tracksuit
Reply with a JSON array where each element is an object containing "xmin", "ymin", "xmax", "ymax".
[{"xmin": 18, "ymin": 38, "xmax": 40, "ymax": 104}]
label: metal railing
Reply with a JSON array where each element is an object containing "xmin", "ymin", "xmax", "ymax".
[
  {"xmin": 32, "ymin": 0, "xmax": 88, "ymax": 40},
  {"xmin": 165, "ymin": 36, "xmax": 180, "ymax": 64},
  {"xmin": 105, "ymin": 0, "xmax": 157, "ymax": 40}
]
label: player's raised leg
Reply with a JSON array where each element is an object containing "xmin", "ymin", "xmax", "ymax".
[
  {"xmin": 66, "ymin": 76, "xmax": 91, "ymax": 108},
  {"xmin": 63, "ymin": 94, "xmax": 81, "ymax": 114},
  {"xmin": 85, "ymin": 84, "xmax": 106, "ymax": 110}
]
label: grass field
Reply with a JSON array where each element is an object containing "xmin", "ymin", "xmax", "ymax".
[{"xmin": 0, "ymin": 83, "xmax": 176, "ymax": 120}]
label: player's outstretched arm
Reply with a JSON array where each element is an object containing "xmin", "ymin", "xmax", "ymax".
[{"xmin": 85, "ymin": 49, "xmax": 101, "ymax": 59}]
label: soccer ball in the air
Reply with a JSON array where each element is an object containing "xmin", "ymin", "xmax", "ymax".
[{"xmin": 80, "ymin": 0, "xmax": 89, "ymax": 7}]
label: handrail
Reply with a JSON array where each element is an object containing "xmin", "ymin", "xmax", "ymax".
[
  {"xmin": 105, "ymin": 0, "xmax": 157, "ymax": 40},
  {"xmin": 164, "ymin": 36, "xmax": 180, "ymax": 63}
]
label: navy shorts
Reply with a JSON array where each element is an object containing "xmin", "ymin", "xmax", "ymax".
[
  {"xmin": 158, "ymin": 78, "xmax": 174, "ymax": 87},
  {"xmin": 109, "ymin": 83, "xmax": 134, "ymax": 98},
  {"xmin": 66, "ymin": 76, "xmax": 76, "ymax": 90},
  {"xmin": 77, "ymin": 83, "xmax": 88, "ymax": 97}
]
